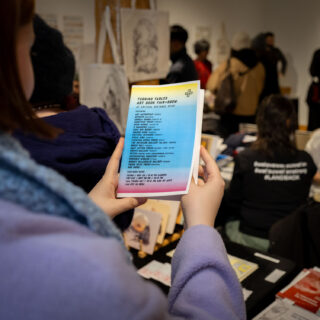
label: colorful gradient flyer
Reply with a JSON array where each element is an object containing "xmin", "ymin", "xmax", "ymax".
[{"xmin": 117, "ymin": 81, "xmax": 204, "ymax": 197}]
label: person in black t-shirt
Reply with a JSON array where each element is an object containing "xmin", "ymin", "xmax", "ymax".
[{"xmin": 225, "ymin": 95, "xmax": 317, "ymax": 251}]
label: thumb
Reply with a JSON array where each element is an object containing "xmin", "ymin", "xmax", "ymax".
[{"xmin": 116, "ymin": 197, "xmax": 147, "ymax": 213}]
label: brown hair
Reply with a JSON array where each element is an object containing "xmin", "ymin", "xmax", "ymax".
[
  {"xmin": 0, "ymin": 0, "xmax": 58, "ymax": 137},
  {"xmin": 252, "ymin": 94, "xmax": 298, "ymax": 157}
]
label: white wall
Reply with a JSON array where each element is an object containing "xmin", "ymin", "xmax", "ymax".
[
  {"xmin": 35, "ymin": 0, "xmax": 320, "ymax": 125},
  {"xmin": 260, "ymin": 0, "xmax": 320, "ymax": 126},
  {"xmin": 157, "ymin": 0, "xmax": 320, "ymax": 126},
  {"xmin": 157, "ymin": 0, "xmax": 264, "ymax": 64},
  {"xmin": 35, "ymin": 0, "xmax": 95, "ymax": 44}
]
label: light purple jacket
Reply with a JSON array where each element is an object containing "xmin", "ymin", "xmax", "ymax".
[{"xmin": 0, "ymin": 199, "xmax": 246, "ymax": 320}]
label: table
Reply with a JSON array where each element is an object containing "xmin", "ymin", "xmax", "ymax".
[
  {"xmin": 225, "ymin": 240, "xmax": 297, "ymax": 319},
  {"xmin": 131, "ymin": 232, "xmax": 298, "ymax": 319}
]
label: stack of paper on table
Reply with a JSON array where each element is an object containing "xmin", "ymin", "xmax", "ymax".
[
  {"xmin": 138, "ymin": 260, "xmax": 171, "ymax": 287},
  {"xmin": 117, "ymin": 81, "xmax": 204, "ymax": 199}
]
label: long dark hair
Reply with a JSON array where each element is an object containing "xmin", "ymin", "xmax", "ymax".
[
  {"xmin": 0, "ymin": 0, "xmax": 58, "ymax": 137},
  {"xmin": 252, "ymin": 95, "xmax": 298, "ymax": 157}
]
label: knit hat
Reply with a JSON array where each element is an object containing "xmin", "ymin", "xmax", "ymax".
[
  {"xmin": 231, "ymin": 32, "xmax": 251, "ymax": 51},
  {"xmin": 30, "ymin": 15, "xmax": 75, "ymax": 106}
]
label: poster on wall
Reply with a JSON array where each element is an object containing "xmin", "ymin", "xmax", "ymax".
[
  {"xmin": 39, "ymin": 13, "xmax": 85, "ymax": 70},
  {"xmin": 63, "ymin": 15, "xmax": 84, "ymax": 59},
  {"xmin": 216, "ymin": 22, "xmax": 230, "ymax": 65},
  {"xmin": 120, "ymin": 8, "xmax": 170, "ymax": 82},
  {"xmin": 39, "ymin": 13, "xmax": 58, "ymax": 29},
  {"xmin": 195, "ymin": 26, "xmax": 212, "ymax": 42}
]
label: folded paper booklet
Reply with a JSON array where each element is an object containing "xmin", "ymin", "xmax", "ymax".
[
  {"xmin": 227, "ymin": 254, "xmax": 259, "ymax": 282},
  {"xmin": 117, "ymin": 81, "xmax": 204, "ymax": 198}
]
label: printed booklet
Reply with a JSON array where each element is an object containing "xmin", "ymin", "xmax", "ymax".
[
  {"xmin": 117, "ymin": 81, "xmax": 204, "ymax": 198},
  {"xmin": 227, "ymin": 255, "xmax": 259, "ymax": 282}
]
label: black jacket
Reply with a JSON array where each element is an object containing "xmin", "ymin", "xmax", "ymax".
[{"xmin": 163, "ymin": 48, "xmax": 198, "ymax": 84}]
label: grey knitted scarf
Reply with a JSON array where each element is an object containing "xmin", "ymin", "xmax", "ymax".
[{"xmin": 0, "ymin": 133, "xmax": 129, "ymax": 258}]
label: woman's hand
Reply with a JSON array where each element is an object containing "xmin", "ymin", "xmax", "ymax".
[
  {"xmin": 181, "ymin": 146, "xmax": 225, "ymax": 229},
  {"xmin": 89, "ymin": 138, "xmax": 147, "ymax": 219}
]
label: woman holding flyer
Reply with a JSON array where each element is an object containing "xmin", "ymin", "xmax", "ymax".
[{"xmin": 0, "ymin": 1, "xmax": 245, "ymax": 319}]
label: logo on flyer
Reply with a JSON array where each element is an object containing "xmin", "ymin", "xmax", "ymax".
[{"xmin": 185, "ymin": 89, "xmax": 193, "ymax": 97}]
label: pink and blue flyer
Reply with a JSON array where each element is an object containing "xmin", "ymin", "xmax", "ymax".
[{"xmin": 117, "ymin": 81, "xmax": 203, "ymax": 197}]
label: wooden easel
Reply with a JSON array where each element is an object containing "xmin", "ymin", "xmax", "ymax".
[{"xmin": 94, "ymin": 0, "xmax": 159, "ymax": 85}]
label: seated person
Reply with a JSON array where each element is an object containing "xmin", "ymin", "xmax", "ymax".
[
  {"xmin": 225, "ymin": 95, "xmax": 317, "ymax": 252},
  {"xmin": 14, "ymin": 15, "xmax": 130, "ymax": 229}
]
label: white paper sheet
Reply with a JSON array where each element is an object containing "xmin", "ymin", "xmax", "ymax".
[{"xmin": 120, "ymin": 8, "xmax": 169, "ymax": 82}]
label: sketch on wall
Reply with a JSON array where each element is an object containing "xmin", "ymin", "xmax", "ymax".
[
  {"xmin": 63, "ymin": 15, "xmax": 84, "ymax": 61},
  {"xmin": 195, "ymin": 26, "xmax": 212, "ymax": 42},
  {"xmin": 216, "ymin": 22, "xmax": 230, "ymax": 65},
  {"xmin": 80, "ymin": 64, "xmax": 129, "ymax": 135},
  {"xmin": 133, "ymin": 18, "xmax": 158, "ymax": 74},
  {"xmin": 121, "ymin": 9, "xmax": 169, "ymax": 82},
  {"xmin": 39, "ymin": 13, "xmax": 58, "ymax": 29}
]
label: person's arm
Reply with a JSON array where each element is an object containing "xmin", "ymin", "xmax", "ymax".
[
  {"xmin": 206, "ymin": 62, "xmax": 225, "ymax": 93},
  {"xmin": 164, "ymin": 61, "xmax": 184, "ymax": 84},
  {"xmin": 276, "ymin": 48, "xmax": 287, "ymax": 75},
  {"xmin": 88, "ymin": 144, "xmax": 246, "ymax": 319},
  {"xmin": 167, "ymin": 147, "xmax": 245, "ymax": 319},
  {"xmin": 169, "ymin": 225, "xmax": 246, "ymax": 320}
]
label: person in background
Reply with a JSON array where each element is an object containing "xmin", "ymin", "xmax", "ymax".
[
  {"xmin": 193, "ymin": 39, "xmax": 212, "ymax": 89},
  {"xmin": 306, "ymin": 49, "xmax": 320, "ymax": 130},
  {"xmin": 162, "ymin": 25, "xmax": 198, "ymax": 84},
  {"xmin": 207, "ymin": 32, "xmax": 265, "ymax": 138},
  {"xmin": 254, "ymin": 32, "xmax": 287, "ymax": 100},
  {"xmin": 0, "ymin": 1, "xmax": 246, "ymax": 319},
  {"xmin": 225, "ymin": 95, "xmax": 316, "ymax": 252},
  {"xmin": 13, "ymin": 15, "xmax": 131, "ymax": 230},
  {"xmin": 265, "ymin": 32, "xmax": 287, "ymax": 78}
]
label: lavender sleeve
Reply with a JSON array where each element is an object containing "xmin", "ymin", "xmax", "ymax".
[
  {"xmin": 0, "ymin": 202, "xmax": 245, "ymax": 320},
  {"xmin": 169, "ymin": 225, "xmax": 246, "ymax": 320}
]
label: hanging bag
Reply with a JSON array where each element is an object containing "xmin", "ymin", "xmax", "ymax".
[
  {"xmin": 214, "ymin": 59, "xmax": 237, "ymax": 115},
  {"xmin": 307, "ymin": 80, "xmax": 320, "ymax": 106}
]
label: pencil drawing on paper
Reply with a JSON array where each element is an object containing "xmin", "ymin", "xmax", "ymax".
[
  {"xmin": 99, "ymin": 71, "xmax": 125, "ymax": 132},
  {"xmin": 121, "ymin": 8, "xmax": 169, "ymax": 82},
  {"xmin": 133, "ymin": 18, "xmax": 158, "ymax": 74}
]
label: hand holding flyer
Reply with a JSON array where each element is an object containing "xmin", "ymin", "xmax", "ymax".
[{"xmin": 117, "ymin": 81, "xmax": 204, "ymax": 198}]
